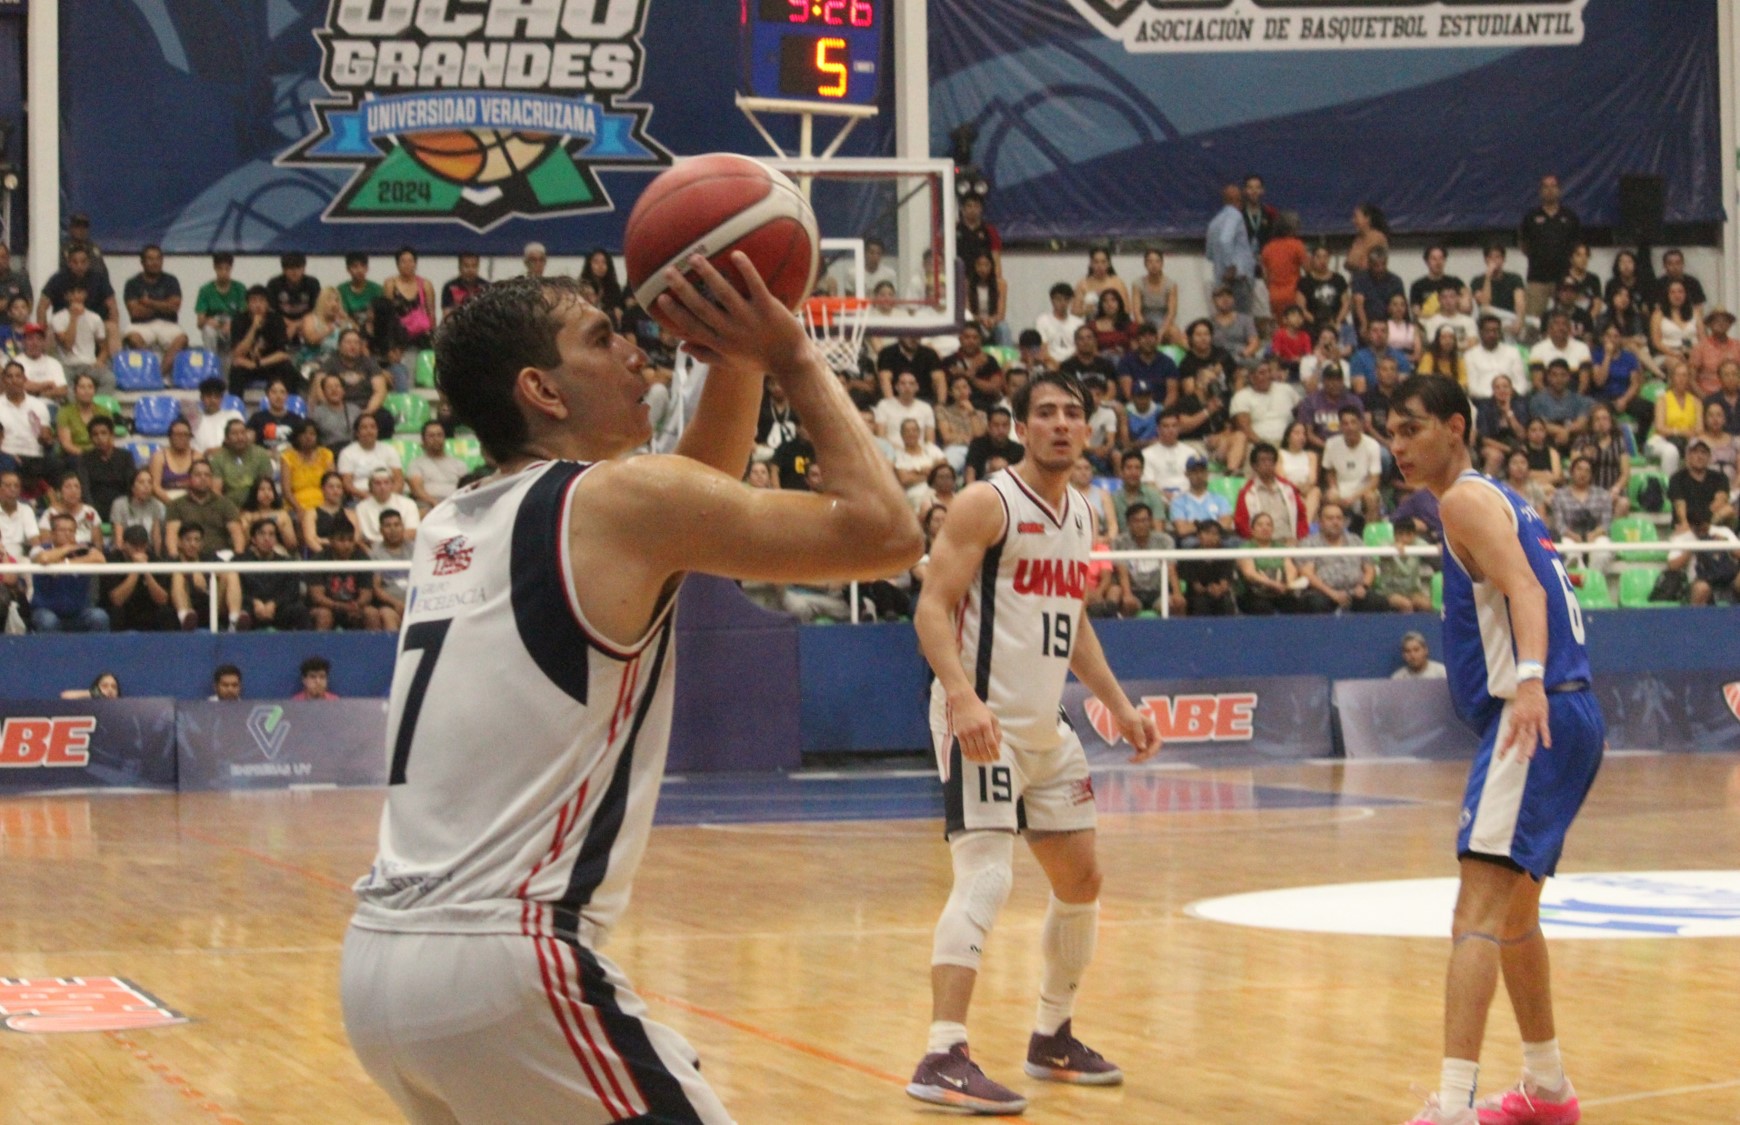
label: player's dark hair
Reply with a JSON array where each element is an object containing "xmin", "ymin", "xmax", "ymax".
[
  {"xmin": 345, "ymin": 251, "xmax": 368, "ymax": 267},
  {"xmin": 434, "ymin": 275, "xmax": 582, "ymax": 462},
  {"xmin": 280, "ymin": 252, "xmax": 306, "ymax": 269},
  {"xmin": 1394, "ymin": 373, "xmax": 1473, "ymax": 443},
  {"xmin": 299, "ymin": 655, "xmax": 331, "ymax": 676},
  {"xmin": 1011, "ymin": 369, "xmax": 1087, "ymax": 422}
]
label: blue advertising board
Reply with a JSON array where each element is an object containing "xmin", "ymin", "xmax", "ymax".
[
  {"xmin": 0, "ymin": 699, "xmax": 177, "ymax": 793},
  {"xmin": 175, "ymin": 699, "xmax": 389, "ymax": 791}
]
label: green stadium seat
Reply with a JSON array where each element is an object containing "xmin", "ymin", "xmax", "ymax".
[
  {"xmin": 1618, "ymin": 566, "xmax": 1673, "ymax": 607},
  {"xmin": 384, "ymin": 392, "xmax": 430, "ymax": 431},
  {"xmin": 448, "ymin": 435, "xmax": 480, "ymax": 459},
  {"xmin": 414, "ymin": 349, "xmax": 437, "ymax": 389},
  {"xmin": 1208, "ymin": 475, "xmax": 1245, "ymax": 507},
  {"xmin": 1362, "ymin": 520, "xmax": 1394, "ymax": 546},
  {"xmin": 1609, "ymin": 515, "xmax": 1666, "ymax": 563},
  {"xmin": 1160, "ymin": 345, "xmax": 1185, "ymax": 364},
  {"xmin": 1430, "ymin": 570, "xmax": 1443, "ymax": 611},
  {"xmin": 984, "ymin": 345, "xmax": 1018, "ymax": 367},
  {"xmin": 1626, "ymin": 468, "xmax": 1667, "ymax": 509},
  {"xmin": 389, "ymin": 437, "xmax": 421, "ymax": 471},
  {"xmin": 93, "ymin": 394, "xmax": 126, "ymax": 435},
  {"xmin": 1569, "ymin": 570, "xmax": 1614, "ymax": 609},
  {"xmin": 1638, "ymin": 379, "xmax": 1666, "ymax": 404}
]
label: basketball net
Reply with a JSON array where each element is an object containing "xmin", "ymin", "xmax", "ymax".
[{"xmin": 800, "ymin": 297, "xmax": 870, "ymax": 377}]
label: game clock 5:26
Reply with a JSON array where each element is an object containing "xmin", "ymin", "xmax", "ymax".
[{"xmin": 742, "ymin": 0, "xmax": 882, "ymax": 106}]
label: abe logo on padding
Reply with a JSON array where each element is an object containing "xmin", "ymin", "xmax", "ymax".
[{"xmin": 281, "ymin": 0, "xmax": 671, "ymax": 230}]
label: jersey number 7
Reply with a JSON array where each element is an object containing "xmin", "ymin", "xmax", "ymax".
[{"xmin": 388, "ymin": 618, "xmax": 451, "ymax": 785}]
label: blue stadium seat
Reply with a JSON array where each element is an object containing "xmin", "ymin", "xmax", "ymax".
[
  {"xmin": 285, "ymin": 394, "xmax": 308, "ymax": 417},
  {"xmin": 220, "ymin": 394, "xmax": 246, "ymax": 415},
  {"xmin": 170, "ymin": 348, "xmax": 220, "ymax": 390},
  {"xmin": 112, "ymin": 349, "xmax": 163, "ymax": 391},
  {"xmin": 132, "ymin": 395, "xmax": 181, "ymax": 436}
]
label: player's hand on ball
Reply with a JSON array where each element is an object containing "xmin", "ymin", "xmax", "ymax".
[
  {"xmin": 650, "ymin": 252, "xmax": 809, "ymax": 375},
  {"xmin": 1499, "ymin": 682, "xmax": 1551, "ymax": 761},
  {"xmin": 950, "ymin": 692, "xmax": 1003, "ymax": 764},
  {"xmin": 1118, "ymin": 704, "xmax": 1162, "ymax": 763}
]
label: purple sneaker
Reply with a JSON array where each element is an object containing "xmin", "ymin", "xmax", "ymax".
[
  {"xmin": 906, "ymin": 1043, "xmax": 1028, "ymax": 1115},
  {"xmin": 1023, "ymin": 1020, "xmax": 1123, "ymax": 1086}
]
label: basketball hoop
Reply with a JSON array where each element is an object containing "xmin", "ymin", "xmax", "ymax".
[{"xmin": 801, "ymin": 296, "xmax": 870, "ymax": 377}]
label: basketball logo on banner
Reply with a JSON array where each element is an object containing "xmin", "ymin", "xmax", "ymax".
[{"xmin": 279, "ymin": 0, "xmax": 672, "ymax": 231}]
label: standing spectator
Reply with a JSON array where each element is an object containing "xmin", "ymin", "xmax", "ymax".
[
  {"xmin": 50, "ymin": 284, "xmax": 109, "ymax": 387},
  {"xmin": 1070, "ymin": 248, "xmax": 1128, "ymax": 319},
  {"xmin": 1205, "ymin": 184, "xmax": 1258, "ymax": 315},
  {"xmin": 1111, "ymin": 449, "xmax": 1168, "ymax": 533},
  {"xmin": 1298, "ymin": 501, "xmax": 1384, "ymax": 613},
  {"xmin": 1297, "ymin": 244, "xmax": 1350, "ymax": 338},
  {"xmin": 353, "ymin": 467, "xmax": 420, "ymax": 549},
  {"xmin": 17, "ymin": 324, "xmax": 68, "ymax": 402},
  {"xmin": 336, "ymin": 414, "xmax": 402, "ymax": 500},
  {"xmin": 1371, "ymin": 517, "xmax": 1432, "ymax": 611},
  {"xmin": 121, "ymin": 245, "xmax": 188, "ymax": 373},
  {"xmin": 1473, "ymin": 244, "xmax": 1528, "ymax": 340},
  {"xmin": 1234, "ymin": 442, "xmax": 1309, "ymax": 544},
  {"xmin": 1465, "ymin": 315, "xmax": 1528, "ymax": 400},
  {"xmin": 196, "ymin": 253, "xmax": 247, "ymax": 357},
  {"xmin": 309, "ymin": 520, "xmax": 380, "ymax": 632},
  {"xmin": 1689, "ymin": 307, "xmax": 1740, "ymax": 397},
  {"xmin": 191, "ymin": 377, "xmax": 244, "ymax": 454},
  {"xmin": 266, "ymin": 252, "xmax": 321, "ymax": 328},
  {"xmin": 1668, "ymin": 439, "xmax": 1734, "ymax": 530},
  {"xmin": 0, "ymin": 360, "xmax": 55, "ymax": 489},
  {"xmin": 1529, "ymin": 360, "xmax": 1595, "ymax": 451},
  {"xmin": 76, "ymin": 416, "xmax": 134, "ymax": 520},
  {"xmin": 1409, "ymin": 246, "xmax": 1460, "ymax": 318},
  {"xmin": 1177, "ymin": 519, "xmax": 1237, "ymax": 615},
  {"xmin": 406, "ymin": 420, "xmax": 467, "ymax": 510},
  {"xmin": 1140, "ymin": 411, "xmax": 1197, "ymax": 499},
  {"xmin": 1391, "ymin": 631, "xmax": 1447, "ymax": 679},
  {"xmin": 108, "ymin": 468, "xmax": 166, "ymax": 555},
  {"xmin": 55, "ymin": 372, "xmax": 112, "ymax": 455},
  {"xmin": 963, "ymin": 407, "xmax": 1023, "ymax": 482},
  {"xmin": 0, "ymin": 243, "xmax": 31, "ymax": 310},
  {"xmin": 238, "ymin": 518, "xmax": 316, "ymax": 631},
  {"xmin": 440, "ymin": 252, "xmax": 489, "ymax": 314},
  {"xmin": 1169, "ymin": 456, "xmax": 1234, "ymax": 546},
  {"xmin": 1350, "ymin": 247, "xmax": 1406, "ymax": 335},
  {"xmin": 165, "ymin": 459, "xmax": 244, "ymax": 556},
  {"xmin": 1229, "ymin": 360, "xmax": 1300, "ymax": 451},
  {"xmin": 1130, "ymin": 249, "xmax": 1181, "ymax": 345},
  {"xmin": 1260, "ymin": 212, "xmax": 1307, "ymax": 321},
  {"xmin": 1519, "ymin": 173, "xmax": 1580, "ymax": 319},
  {"xmin": 1114, "ymin": 322, "xmax": 1177, "ymax": 408},
  {"xmin": 100, "ymin": 524, "xmax": 176, "ymax": 632},
  {"xmin": 876, "ymin": 334, "xmax": 945, "ymax": 404},
  {"xmin": 1549, "ymin": 456, "xmax": 1615, "ymax": 570},
  {"xmin": 207, "ymin": 419, "xmax": 275, "ymax": 507},
  {"xmin": 521, "ymin": 242, "xmax": 548, "ymax": 279},
  {"xmin": 294, "ymin": 656, "xmax": 339, "ymax": 699},
  {"xmin": 1295, "ymin": 366, "xmax": 1363, "ymax": 450},
  {"xmin": 1649, "ymin": 248, "xmax": 1707, "ymax": 318},
  {"xmin": 338, "ymin": 252, "xmax": 383, "ymax": 340},
  {"xmin": 370, "ymin": 509, "xmax": 412, "ymax": 632},
  {"xmin": 1108, "ymin": 502, "xmax": 1176, "ymax": 616},
  {"xmin": 1344, "ymin": 202, "xmax": 1389, "ymax": 272},
  {"xmin": 963, "ymin": 252, "xmax": 1008, "ymax": 345},
  {"xmin": 42, "ymin": 472, "xmax": 102, "ymax": 546},
  {"xmin": 29, "ymin": 513, "xmax": 108, "ymax": 632},
  {"xmin": 1241, "ymin": 173, "xmax": 1277, "ymax": 248},
  {"xmin": 229, "ymin": 285, "xmax": 299, "ymax": 394},
  {"xmin": 1236, "ymin": 511, "xmax": 1302, "ymax": 615},
  {"xmin": 167, "ymin": 524, "xmax": 245, "ymax": 630},
  {"xmin": 38, "ymin": 246, "xmax": 118, "ymax": 349}
]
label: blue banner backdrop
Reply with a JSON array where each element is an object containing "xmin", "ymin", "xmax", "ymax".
[
  {"xmin": 0, "ymin": 699, "xmax": 176, "ymax": 792},
  {"xmin": 175, "ymin": 699, "xmax": 388, "ymax": 791},
  {"xmin": 929, "ymin": 0, "xmax": 1720, "ymax": 241}
]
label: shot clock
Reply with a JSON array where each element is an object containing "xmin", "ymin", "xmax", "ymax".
[{"xmin": 742, "ymin": 0, "xmax": 882, "ymax": 106}]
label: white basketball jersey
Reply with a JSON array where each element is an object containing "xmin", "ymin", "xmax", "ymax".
[
  {"xmin": 351, "ymin": 461, "xmax": 679, "ymax": 948},
  {"xmin": 930, "ymin": 469, "xmax": 1094, "ymax": 761}
]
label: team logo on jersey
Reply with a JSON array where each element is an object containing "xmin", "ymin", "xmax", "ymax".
[
  {"xmin": 246, "ymin": 706, "xmax": 292, "ymax": 761},
  {"xmin": 1085, "ymin": 693, "xmax": 1256, "ymax": 744},
  {"xmin": 432, "ymin": 535, "xmax": 475, "ymax": 575},
  {"xmin": 279, "ymin": 0, "xmax": 671, "ymax": 231},
  {"xmin": 1012, "ymin": 558, "xmax": 1092, "ymax": 599},
  {"xmin": 1725, "ymin": 682, "xmax": 1740, "ymax": 723},
  {"xmin": 0, "ymin": 717, "xmax": 96, "ymax": 769},
  {"xmin": 0, "ymin": 977, "xmax": 186, "ymax": 1034}
]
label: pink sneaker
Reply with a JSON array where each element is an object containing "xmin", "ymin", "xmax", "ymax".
[
  {"xmin": 1401, "ymin": 1094, "xmax": 1477, "ymax": 1125},
  {"xmin": 1476, "ymin": 1079, "xmax": 1579, "ymax": 1125}
]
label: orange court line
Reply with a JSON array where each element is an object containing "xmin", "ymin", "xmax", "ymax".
[
  {"xmin": 639, "ymin": 988, "xmax": 908, "ymax": 1088},
  {"xmin": 179, "ymin": 827, "xmax": 355, "ymax": 892},
  {"xmin": 104, "ymin": 1031, "xmax": 248, "ymax": 1125}
]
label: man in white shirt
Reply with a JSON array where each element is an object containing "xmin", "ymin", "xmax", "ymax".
[
  {"xmin": 1422, "ymin": 285, "xmax": 1478, "ymax": 352},
  {"xmin": 1391, "ymin": 631, "xmax": 1447, "ymax": 680},
  {"xmin": 0, "ymin": 467, "xmax": 40, "ymax": 560},
  {"xmin": 336, "ymin": 413, "xmax": 403, "ymax": 500},
  {"xmin": 824, "ymin": 236, "xmax": 898, "ymax": 298},
  {"xmin": 190, "ymin": 377, "xmax": 244, "ymax": 454},
  {"xmin": 1464, "ymin": 314, "xmax": 1528, "ymax": 399},
  {"xmin": 352, "ymin": 467, "xmax": 421, "ymax": 549},
  {"xmin": 16, "ymin": 325, "xmax": 68, "ymax": 402},
  {"xmin": 1034, "ymin": 283, "xmax": 1085, "ymax": 366},
  {"xmin": 406, "ymin": 419, "xmax": 469, "ymax": 511},
  {"xmin": 1527, "ymin": 310, "xmax": 1593, "ymax": 381},
  {"xmin": 872, "ymin": 370, "xmax": 936, "ymax": 444},
  {"xmin": 1321, "ymin": 405, "xmax": 1384, "ymax": 524},
  {"xmin": 1228, "ymin": 359, "xmax": 1300, "ymax": 450},
  {"xmin": 50, "ymin": 285, "xmax": 109, "ymax": 387},
  {"xmin": 1140, "ymin": 410, "xmax": 1199, "ymax": 498},
  {"xmin": 0, "ymin": 361, "xmax": 55, "ymax": 489}
]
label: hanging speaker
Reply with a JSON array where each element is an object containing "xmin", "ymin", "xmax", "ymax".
[{"xmin": 1617, "ymin": 174, "xmax": 1665, "ymax": 245}]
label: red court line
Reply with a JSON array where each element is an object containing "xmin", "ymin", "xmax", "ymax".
[
  {"xmin": 104, "ymin": 1031, "xmax": 247, "ymax": 1125},
  {"xmin": 638, "ymin": 988, "xmax": 906, "ymax": 1088},
  {"xmin": 179, "ymin": 827, "xmax": 355, "ymax": 892}
]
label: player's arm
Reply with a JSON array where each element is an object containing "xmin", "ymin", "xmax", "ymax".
[
  {"xmin": 1440, "ymin": 482, "xmax": 1551, "ymax": 761},
  {"xmin": 1068, "ymin": 614, "xmax": 1161, "ymax": 763},
  {"xmin": 912, "ymin": 483, "xmax": 1005, "ymax": 764},
  {"xmin": 672, "ymin": 353, "xmax": 760, "ymax": 479}
]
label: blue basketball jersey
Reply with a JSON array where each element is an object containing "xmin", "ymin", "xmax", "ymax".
[{"xmin": 1440, "ymin": 471, "xmax": 1592, "ymax": 732}]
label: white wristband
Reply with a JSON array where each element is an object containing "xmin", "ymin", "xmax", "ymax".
[{"xmin": 1515, "ymin": 660, "xmax": 1545, "ymax": 683}]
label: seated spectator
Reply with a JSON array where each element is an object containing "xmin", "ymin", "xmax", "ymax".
[
  {"xmin": 876, "ymin": 333, "xmax": 945, "ymax": 404},
  {"xmin": 209, "ymin": 419, "xmax": 276, "ymax": 507},
  {"xmin": 1174, "ymin": 370, "xmax": 1241, "ymax": 471},
  {"xmin": 247, "ymin": 378, "xmax": 300, "ymax": 452},
  {"xmin": 122, "ymin": 245, "xmax": 188, "ymax": 373},
  {"xmin": 320, "ymin": 329, "xmax": 392, "ymax": 435},
  {"xmin": 1169, "ymin": 456, "xmax": 1234, "ymax": 546},
  {"xmin": 1528, "ymin": 359, "xmax": 1594, "ymax": 451},
  {"xmin": 1533, "ymin": 313, "xmax": 1594, "ymax": 385},
  {"xmin": 1177, "ymin": 520, "xmax": 1236, "ymax": 616},
  {"xmin": 1070, "ymin": 247, "xmax": 1128, "ymax": 319},
  {"xmin": 1122, "ymin": 380, "xmax": 1162, "ymax": 451},
  {"xmin": 1276, "ymin": 421, "xmax": 1321, "ymax": 521},
  {"xmin": 1392, "ymin": 630, "xmax": 1447, "ymax": 680},
  {"xmin": 0, "ymin": 467, "xmax": 35, "ymax": 561},
  {"xmin": 37, "ymin": 246, "xmax": 117, "ymax": 358},
  {"xmin": 892, "ymin": 419, "xmax": 947, "ymax": 509},
  {"xmin": 298, "ymin": 288, "xmax": 355, "ymax": 370},
  {"xmin": 912, "ymin": 462, "xmax": 958, "ymax": 525},
  {"xmin": 191, "ymin": 377, "xmax": 244, "ymax": 454},
  {"xmin": 964, "ymin": 407, "xmax": 1023, "ymax": 482},
  {"xmin": 229, "ymin": 285, "xmax": 300, "ymax": 395},
  {"xmin": 243, "ymin": 476, "xmax": 299, "ymax": 555},
  {"xmin": 195, "ymin": 252, "xmax": 246, "ymax": 358},
  {"xmin": 1380, "ymin": 293, "xmax": 1422, "ymax": 368},
  {"xmin": 0, "ymin": 360, "xmax": 56, "ymax": 491},
  {"xmin": 934, "ymin": 374, "xmax": 983, "ymax": 474},
  {"xmin": 280, "ymin": 420, "xmax": 335, "ymax": 521},
  {"xmin": 29, "ymin": 513, "xmax": 108, "ymax": 632},
  {"xmin": 406, "ymin": 420, "xmax": 467, "ymax": 510},
  {"xmin": 371, "ymin": 509, "xmax": 412, "ymax": 631},
  {"xmin": 50, "ymin": 284, "xmax": 108, "ymax": 389},
  {"xmin": 1034, "ymin": 282, "xmax": 1084, "ymax": 367},
  {"xmin": 1416, "ymin": 326, "xmax": 1465, "ymax": 385},
  {"xmin": 522, "ymin": 242, "xmax": 548, "ymax": 278},
  {"xmin": 1599, "ymin": 279, "xmax": 1648, "ymax": 347},
  {"xmin": 1569, "ymin": 403, "xmax": 1631, "ymax": 519},
  {"xmin": 211, "ymin": 664, "xmax": 244, "ymax": 701},
  {"xmin": 301, "ymin": 472, "xmax": 352, "ymax": 556},
  {"xmin": 1539, "ymin": 277, "xmax": 1595, "ymax": 342},
  {"xmin": 61, "ymin": 672, "xmax": 120, "ymax": 700},
  {"xmin": 771, "ymin": 421, "xmax": 817, "ymax": 490},
  {"xmin": 237, "ymin": 517, "xmax": 315, "ymax": 630},
  {"xmin": 1503, "ymin": 448, "xmax": 1551, "ymax": 514},
  {"xmin": 74, "ymin": 416, "xmax": 131, "ymax": 520},
  {"xmin": 1083, "ymin": 379, "xmax": 1120, "ymax": 474},
  {"xmin": 1707, "ymin": 360, "xmax": 1740, "ymax": 436},
  {"xmin": 266, "ymin": 252, "xmax": 321, "ymax": 327},
  {"xmin": 1350, "ymin": 246, "xmax": 1405, "ymax": 334},
  {"xmin": 1668, "ymin": 515, "xmax": 1740, "ymax": 605},
  {"xmin": 109, "ymin": 467, "xmax": 166, "ymax": 554},
  {"xmin": 1111, "ymin": 449, "xmax": 1168, "ymax": 533},
  {"xmin": 872, "ymin": 370, "xmax": 936, "ymax": 444},
  {"xmin": 1229, "ymin": 359, "xmax": 1299, "ymax": 455},
  {"xmin": 1069, "ymin": 455, "xmax": 1117, "ymax": 540},
  {"xmin": 1688, "ymin": 306, "xmax": 1740, "ymax": 397},
  {"xmin": 1550, "ymin": 455, "xmax": 1614, "ymax": 569},
  {"xmin": 1701, "ymin": 401, "xmax": 1737, "ymax": 489},
  {"xmin": 1650, "ymin": 279, "xmax": 1700, "ymax": 361},
  {"xmin": 1669, "ymin": 439, "xmax": 1735, "ymax": 531},
  {"xmin": 1061, "ymin": 324, "xmax": 1119, "ymax": 392},
  {"xmin": 1177, "ymin": 318, "xmax": 1237, "ymax": 396},
  {"xmin": 1297, "ymin": 327, "xmax": 1345, "ymax": 391},
  {"xmin": 165, "ymin": 459, "xmax": 244, "ymax": 557},
  {"xmin": 294, "ymin": 656, "xmax": 339, "ymax": 700},
  {"xmin": 1348, "ymin": 317, "xmax": 1413, "ymax": 392},
  {"xmin": 1208, "ymin": 285, "xmax": 1260, "ymax": 369},
  {"xmin": 1586, "ymin": 323, "xmax": 1652, "ymax": 428},
  {"xmin": 0, "ymin": 295, "xmax": 31, "ymax": 358},
  {"xmin": 150, "ymin": 418, "xmax": 197, "ymax": 502},
  {"xmin": 1521, "ymin": 417, "xmax": 1563, "ymax": 492},
  {"xmin": 353, "ymin": 467, "xmax": 421, "ymax": 549},
  {"xmin": 1465, "ymin": 314, "xmax": 1527, "ymax": 399},
  {"xmin": 1235, "ymin": 441, "xmax": 1309, "ymax": 544},
  {"xmin": 1648, "ymin": 358, "xmax": 1702, "ymax": 477},
  {"xmin": 947, "ymin": 324, "xmax": 1003, "ymax": 411},
  {"xmin": 1422, "ymin": 283, "xmax": 1477, "ymax": 351},
  {"xmin": 1109, "ymin": 502, "xmax": 1176, "ymax": 617},
  {"xmin": 1372, "ymin": 516, "xmax": 1432, "ymax": 611},
  {"xmin": 1236, "ymin": 511, "xmax": 1303, "ymax": 615},
  {"xmin": 1269, "ymin": 305, "xmax": 1313, "ymax": 372},
  {"xmin": 308, "ymin": 520, "xmax": 380, "ymax": 631},
  {"xmin": 1089, "ymin": 288, "xmax": 1135, "ymax": 361},
  {"xmin": 1131, "ymin": 248, "xmax": 1182, "ymax": 345},
  {"xmin": 440, "ymin": 252, "xmax": 489, "ymax": 314},
  {"xmin": 0, "ymin": 244, "xmax": 30, "ymax": 316},
  {"xmin": 1140, "ymin": 411, "xmax": 1197, "ymax": 499},
  {"xmin": 1473, "ymin": 244, "xmax": 1527, "ymax": 338},
  {"xmin": 1409, "ymin": 245, "xmax": 1458, "ymax": 319},
  {"xmin": 1475, "ymin": 375, "xmax": 1530, "ymax": 476},
  {"xmin": 100, "ymin": 524, "xmax": 176, "ymax": 632},
  {"xmin": 1362, "ymin": 354, "xmax": 1404, "ymax": 442},
  {"xmin": 1295, "ymin": 366, "xmax": 1362, "ymax": 450},
  {"xmin": 167, "ymin": 524, "xmax": 244, "ymax": 630},
  {"xmin": 337, "ymin": 413, "xmax": 402, "ymax": 500},
  {"xmin": 1299, "ymin": 501, "xmax": 1385, "ymax": 613},
  {"xmin": 42, "ymin": 471, "xmax": 102, "ymax": 545}
]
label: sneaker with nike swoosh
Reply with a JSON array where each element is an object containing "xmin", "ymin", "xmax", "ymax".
[
  {"xmin": 907, "ymin": 1043, "xmax": 1027, "ymax": 1114},
  {"xmin": 1023, "ymin": 1020, "xmax": 1122, "ymax": 1085}
]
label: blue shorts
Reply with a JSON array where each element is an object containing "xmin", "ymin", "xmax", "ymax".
[{"xmin": 1457, "ymin": 690, "xmax": 1605, "ymax": 880}]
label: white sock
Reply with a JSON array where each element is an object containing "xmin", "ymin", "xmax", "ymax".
[
  {"xmin": 927, "ymin": 1020, "xmax": 968, "ymax": 1056},
  {"xmin": 1522, "ymin": 1038, "xmax": 1565, "ymax": 1093},
  {"xmin": 1035, "ymin": 896, "xmax": 1099, "ymax": 1036},
  {"xmin": 1439, "ymin": 1057, "xmax": 1479, "ymax": 1112}
]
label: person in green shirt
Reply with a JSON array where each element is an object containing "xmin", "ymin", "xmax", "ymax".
[
  {"xmin": 196, "ymin": 252, "xmax": 248, "ymax": 355},
  {"xmin": 206, "ymin": 418, "xmax": 276, "ymax": 506},
  {"xmin": 1372, "ymin": 515, "xmax": 1433, "ymax": 611},
  {"xmin": 54, "ymin": 372, "xmax": 113, "ymax": 454},
  {"xmin": 339, "ymin": 251, "xmax": 384, "ymax": 341},
  {"xmin": 1110, "ymin": 448, "xmax": 1169, "ymax": 534}
]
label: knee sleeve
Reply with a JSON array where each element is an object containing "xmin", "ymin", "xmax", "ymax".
[{"xmin": 931, "ymin": 831, "xmax": 1014, "ymax": 971}]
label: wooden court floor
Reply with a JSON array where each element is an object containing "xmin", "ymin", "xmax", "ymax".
[{"xmin": 3, "ymin": 755, "xmax": 1738, "ymax": 1124}]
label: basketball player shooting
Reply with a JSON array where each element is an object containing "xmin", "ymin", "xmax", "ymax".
[
  {"xmin": 1386, "ymin": 374, "xmax": 1604, "ymax": 1125},
  {"xmin": 908, "ymin": 369, "xmax": 1161, "ymax": 1115},
  {"xmin": 339, "ymin": 254, "xmax": 922, "ymax": 1125}
]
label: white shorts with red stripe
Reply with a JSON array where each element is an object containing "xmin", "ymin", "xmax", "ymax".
[{"xmin": 341, "ymin": 926, "xmax": 732, "ymax": 1124}]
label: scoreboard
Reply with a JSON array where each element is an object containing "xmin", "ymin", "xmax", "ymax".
[{"xmin": 741, "ymin": 0, "xmax": 882, "ymax": 107}]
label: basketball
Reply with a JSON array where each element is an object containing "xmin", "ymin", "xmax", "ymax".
[
  {"xmin": 401, "ymin": 129, "xmax": 557, "ymax": 185},
  {"xmin": 624, "ymin": 152, "xmax": 819, "ymax": 313}
]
